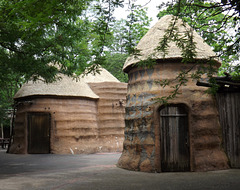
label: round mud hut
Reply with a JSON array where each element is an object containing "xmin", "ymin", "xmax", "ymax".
[
  {"xmin": 117, "ymin": 15, "xmax": 229, "ymax": 172},
  {"xmin": 10, "ymin": 68, "xmax": 127, "ymax": 154}
]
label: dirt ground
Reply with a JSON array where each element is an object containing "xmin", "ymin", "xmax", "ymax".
[{"xmin": 0, "ymin": 149, "xmax": 240, "ymax": 190}]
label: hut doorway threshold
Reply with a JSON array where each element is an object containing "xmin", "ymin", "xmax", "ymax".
[
  {"xmin": 160, "ymin": 105, "xmax": 190, "ymax": 172},
  {"xmin": 27, "ymin": 112, "xmax": 51, "ymax": 154}
]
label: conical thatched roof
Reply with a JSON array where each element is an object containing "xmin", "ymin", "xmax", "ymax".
[
  {"xmin": 123, "ymin": 15, "xmax": 220, "ymax": 72},
  {"xmin": 81, "ymin": 67, "xmax": 120, "ymax": 83},
  {"xmin": 14, "ymin": 67, "xmax": 120, "ymax": 99}
]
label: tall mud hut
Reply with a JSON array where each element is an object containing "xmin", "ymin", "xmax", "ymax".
[
  {"xmin": 10, "ymin": 68, "xmax": 127, "ymax": 154},
  {"xmin": 117, "ymin": 15, "xmax": 229, "ymax": 172}
]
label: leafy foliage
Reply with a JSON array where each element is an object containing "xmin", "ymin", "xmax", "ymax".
[
  {"xmin": 102, "ymin": 53, "xmax": 128, "ymax": 82},
  {"xmin": 0, "ymin": 0, "xmax": 152, "ymax": 125},
  {"xmin": 158, "ymin": 0, "xmax": 240, "ymax": 75},
  {"xmin": 0, "ymin": 0, "xmax": 96, "ymax": 125},
  {"xmin": 152, "ymin": 0, "xmax": 240, "ymax": 104},
  {"xmin": 0, "ymin": 71, "xmax": 22, "ymax": 125},
  {"xmin": 0, "ymin": 0, "xmax": 94, "ymax": 83},
  {"xmin": 123, "ymin": 3, "xmax": 152, "ymax": 54},
  {"xmin": 88, "ymin": 0, "xmax": 124, "ymax": 64},
  {"xmin": 100, "ymin": 2, "xmax": 152, "ymax": 82}
]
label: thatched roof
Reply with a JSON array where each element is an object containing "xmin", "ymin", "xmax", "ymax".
[
  {"xmin": 81, "ymin": 67, "xmax": 120, "ymax": 83},
  {"xmin": 14, "ymin": 74, "xmax": 99, "ymax": 99},
  {"xmin": 123, "ymin": 15, "xmax": 221, "ymax": 72},
  {"xmin": 14, "ymin": 67, "xmax": 120, "ymax": 99}
]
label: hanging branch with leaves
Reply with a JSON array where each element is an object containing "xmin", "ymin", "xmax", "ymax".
[
  {"xmin": 146, "ymin": 0, "xmax": 240, "ymax": 104},
  {"xmin": 84, "ymin": 0, "xmax": 124, "ymax": 75}
]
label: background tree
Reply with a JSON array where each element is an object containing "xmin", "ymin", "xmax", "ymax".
[
  {"xmin": 144, "ymin": 0, "xmax": 240, "ymax": 104},
  {"xmin": 0, "ymin": 0, "xmax": 152, "ymax": 127},
  {"xmin": 103, "ymin": 53, "xmax": 128, "ymax": 82},
  {"xmin": 0, "ymin": 71, "xmax": 23, "ymax": 134},
  {"xmin": 0, "ymin": 0, "xmax": 95, "ymax": 83},
  {"xmin": 0, "ymin": 0, "xmax": 94, "ymax": 128},
  {"xmin": 157, "ymin": 0, "xmax": 240, "ymax": 77},
  {"xmin": 102, "ymin": 4, "xmax": 152, "ymax": 82},
  {"xmin": 0, "ymin": 0, "xmax": 124, "ymax": 129}
]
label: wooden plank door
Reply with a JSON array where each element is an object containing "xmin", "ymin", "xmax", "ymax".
[
  {"xmin": 217, "ymin": 92, "xmax": 240, "ymax": 168},
  {"xmin": 160, "ymin": 106, "xmax": 190, "ymax": 172},
  {"xmin": 28, "ymin": 113, "xmax": 51, "ymax": 154}
]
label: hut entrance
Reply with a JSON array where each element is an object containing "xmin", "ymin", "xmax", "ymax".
[
  {"xmin": 27, "ymin": 112, "xmax": 51, "ymax": 154},
  {"xmin": 160, "ymin": 105, "xmax": 190, "ymax": 172}
]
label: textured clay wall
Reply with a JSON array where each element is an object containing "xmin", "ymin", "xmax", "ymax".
[
  {"xmin": 10, "ymin": 107, "xmax": 26, "ymax": 154},
  {"xmin": 9, "ymin": 97, "xmax": 99, "ymax": 154},
  {"xmin": 88, "ymin": 82, "xmax": 127, "ymax": 152},
  {"xmin": 118, "ymin": 62, "xmax": 229, "ymax": 172}
]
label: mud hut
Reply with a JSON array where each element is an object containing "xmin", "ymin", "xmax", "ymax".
[
  {"xmin": 117, "ymin": 15, "xmax": 229, "ymax": 172},
  {"xmin": 9, "ymin": 68, "xmax": 127, "ymax": 154}
]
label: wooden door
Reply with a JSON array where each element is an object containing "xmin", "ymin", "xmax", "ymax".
[
  {"xmin": 216, "ymin": 92, "xmax": 240, "ymax": 168},
  {"xmin": 28, "ymin": 113, "xmax": 51, "ymax": 154},
  {"xmin": 160, "ymin": 105, "xmax": 190, "ymax": 172}
]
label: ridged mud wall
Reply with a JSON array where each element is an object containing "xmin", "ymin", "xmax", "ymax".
[
  {"xmin": 9, "ymin": 97, "xmax": 99, "ymax": 154},
  {"xmin": 10, "ymin": 82, "xmax": 127, "ymax": 154},
  {"xmin": 118, "ymin": 62, "xmax": 229, "ymax": 172},
  {"xmin": 88, "ymin": 82, "xmax": 127, "ymax": 152}
]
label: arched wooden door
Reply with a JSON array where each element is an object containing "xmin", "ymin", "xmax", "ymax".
[
  {"xmin": 27, "ymin": 112, "xmax": 51, "ymax": 154},
  {"xmin": 160, "ymin": 105, "xmax": 190, "ymax": 172}
]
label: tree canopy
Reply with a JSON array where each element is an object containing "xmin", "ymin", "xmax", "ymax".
[
  {"xmin": 0, "ymin": 0, "xmax": 95, "ymax": 83},
  {"xmin": 157, "ymin": 0, "xmax": 239, "ymax": 77},
  {"xmin": 0, "ymin": 0, "xmax": 152, "ymax": 125},
  {"xmin": 1, "ymin": 0, "xmax": 239, "ymax": 122},
  {"xmin": 0, "ymin": 0, "xmax": 94, "ymax": 125},
  {"xmin": 144, "ymin": 0, "xmax": 240, "ymax": 104}
]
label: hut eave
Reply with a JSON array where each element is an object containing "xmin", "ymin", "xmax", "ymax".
[
  {"xmin": 123, "ymin": 56, "xmax": 221, "ymax": 73},
  {"xmin": 14, "ymin": 94, "xmax": 99, "ymax": 101}
]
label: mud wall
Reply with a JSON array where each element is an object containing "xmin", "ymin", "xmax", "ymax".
[
  {"xmin": 118, "ymin": 62, "xmax": 229, "ymax": 172},
  {"xmin": 10, "ymin": 97, "xmax": 99, "ymax": 154},
  {"xmin": 88, "ymin": 82, "xmax": 127, "ymax": 152}
]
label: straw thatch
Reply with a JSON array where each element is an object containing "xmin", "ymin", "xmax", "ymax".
[
  {"xmin": 14, "ymin": 67, "xmax": 120, "ymax": 100},
  {"xmin": 123, "ymin": 15, "xmax": 220, "ymax": 72},
  {"xmin": 81, "ymin": 67, "xmax": 120, "ymax": 83},
  {"xmin": 14, "ymin": 74, "xmax": 99, "ymax": 99}
]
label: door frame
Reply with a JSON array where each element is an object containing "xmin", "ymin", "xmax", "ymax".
[
  {"xmin": 153, "ymin": 103, "xmax": 192, "ymax": 172},
  {"xmin": 27, "ymin": 112, "xmax": 51, "ymax": 154}
]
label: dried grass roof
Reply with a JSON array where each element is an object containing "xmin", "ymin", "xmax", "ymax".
[
  {"xmin": 14, "ymin": 68, "xmax": 120, "ymax": 99},
  {"xmin": 81, "ymin": 67, "xmax": 120, "ymax": 83},
  {"xmin": 123, "ymin": 15, "xmax": 221, "ymax": 72}
]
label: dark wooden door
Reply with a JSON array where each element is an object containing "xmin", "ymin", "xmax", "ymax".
[
  {"xmin": 160, "ymin": 106, "xmax": 190, "ymax": 172},
  {"xmin": 216, "ymin": 92, "xmax": 240, "ymax": 168},
  {"xmin": 28, "ymin": 113, "xmax": 51, "ymax": 154}
]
